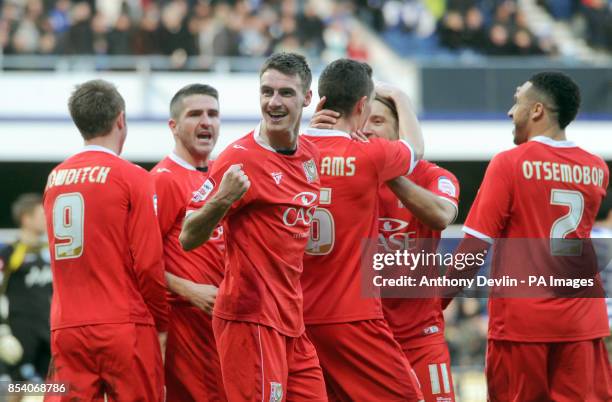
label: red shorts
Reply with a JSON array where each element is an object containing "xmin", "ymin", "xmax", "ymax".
[
  {"xmin": 486, "ymin": 338, "xmax": 612, "ymax": 402},
  {"xmin": 212, "ymin": 317, "xmax": 327, "ymax": 402},
  {"xmin": 165, "ymin": 304, "xmax": 226, "ymax": 402},
  {"xmin": 401, "ymin": 343, "xmax": 455, "ymax": 402},
  {"xmin": 45, "ymin": 323, "xmax": 163, "ymax": 402},
  {"xmin": 306, "ymin": 319, "xmax": 423, "ymax": 402}
]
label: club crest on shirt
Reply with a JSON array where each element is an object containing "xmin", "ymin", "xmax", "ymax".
[
  {"xmin": 303, "ymin": 159, "xmax": 318, "ymax": 183},
  {"xmin": 192, "ymin": 178, "xmax": 215, "ymax": 202},
  {"xmin": 269, "ymin": 382, "xmax": 283, "ymax": 402},
  {"xmin": 438, "ymin": 177, "xmax": 456, "ymax": 197}
]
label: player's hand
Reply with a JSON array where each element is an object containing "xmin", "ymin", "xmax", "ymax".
[
  {"xmin": 218, "ymin": 164, "xmax": 250, "ymax": 203},
  {"xmin": 374, "ymin": 81, "xmax": 399, "ymax": 100},
  {"xmin": 349, "ymin": 129, "xmax": 369, "ymax": 142},
  {"xmin": 186, "ymin": 283, "xmax": 218, "ymax": 315},
  {"xmin": 310, "ymin": 97, "xmax": 340, "ymax": 129},
  {"xmin": 158, "ymin": 331, "xmax": 168, "ymax": 363},
  {"xmin": 0, "ymin": 324, "xmax": 23, "ymax": 365}
]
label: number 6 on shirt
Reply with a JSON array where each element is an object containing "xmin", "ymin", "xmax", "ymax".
[
  {"xmin": 52, "ymin": 192, "xmax": 85, "ymax": 260},
  {"xmin": 306, "ymin": 188, "xmax": 335, "ymax": 255}
]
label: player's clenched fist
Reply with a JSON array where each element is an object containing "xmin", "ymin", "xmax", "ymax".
[{"xmin": 218, "ymin": 164, "xmax": 250, "ymax": 203}]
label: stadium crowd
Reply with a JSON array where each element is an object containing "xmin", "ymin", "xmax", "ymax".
[
  {"xmin": 0, "ymin": 0, "xmax": 372, "ymax": 65},
  {"xmin": 538, "ymin": 0, "xmax": 612, "ymax": 52},
  {"xmin": 373, "ymin": 0, "xmax": 560, "ymax": 56}
]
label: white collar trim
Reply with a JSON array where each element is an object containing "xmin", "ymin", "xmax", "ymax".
[
  {"xmin": 168, "ymin": 152, "xmax": 197, "ymax": 171},
  {"xmin": 253, "ymin": 123, "xmax": 300, "ymax": 153},
  {"xmin": 530, "ymin": 136, "xmax": 576, "ymax": 148},
  {"xmin": 303, "ymin": 127, "xmax": 352, "ymax": 139},
  {"xmin": 78, "ymin": 145, "xmax": 117, "ymax": 156}
]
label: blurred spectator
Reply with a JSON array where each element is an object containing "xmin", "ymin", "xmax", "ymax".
[
  {"xmin": 131, "ymin": 3, "xmax": 160, "ymax": 55},
  {"xmin": 580, "ymin": 0, "xmax": 612, "ymax": 51},
  {"xmin": 438, "ymin": 10, "xmax": 464, "ymax": 50},
  {"xmin": 0, "ymin": 194, "xmax": 52, "ymax": 384},
  {"xmin": 65, "ymin": 1, "xmax": 93, "ymax": 54},
  {"xmin": 444, "ymin": 298, "xmax": 488, "ymax": 367},
  {"xmin": 107, "ymin": 12, "xmax": 131, "ymax": 54},
  {"xmin": 463, "ymin": 6, "xmax": 487, "ymax": 51}
]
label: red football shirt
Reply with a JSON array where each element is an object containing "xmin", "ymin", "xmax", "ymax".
[
  {"xmin": 301, "ymin": 128, "xmax": 416, "ymax": 324},
  {"xmin": 188, "ymin": 127, "xmax": 321, "ymax": 337},
  {"xmin": 379, "ymin": 160, "xmax": 460, "ymax": 348},
  {"xmin": 43, "ymin": 145, "xmax": 168, "ymax": 332},
  {"xmin": 464, "ymin": 136, "xmax": 610, "ymax": 342},
  {"xmin": 151, "ymin": 153, "xmax": 225, "ymax": 305}
]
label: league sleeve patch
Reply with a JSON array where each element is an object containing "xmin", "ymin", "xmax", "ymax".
[
  {"xmin": 192, "ymin": 178, "xmax": 215, "ymax": 202},
  {"xmin": 152, "ymin": 194, "xmax": 158, "ymax": 216},
  {"xmin": 438, "ymin": 176, "xmax": 457, "ymax": 197}
]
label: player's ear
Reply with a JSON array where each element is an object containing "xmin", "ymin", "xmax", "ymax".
[
  {"xmin": 116, "ymin": 111, "xmax": 126, "ymax": 130},
  {"xmin": 355, "ymin": 96, "xmax": 368, "ymax": 116},
  {"xmin": 168, "ymin": 118, "xmax": 177, "ymax": 132},
  {"xmin": 531, "ymin": 102, "xmax": 545, "ymax": 121},
  {"xmin": 303, "ymin": 89, "xmax": 312, "ymax": 107}
]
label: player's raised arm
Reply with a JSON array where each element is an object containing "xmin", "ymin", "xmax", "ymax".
[
  {"xmin": 127, "ymin": 172, "xmax": 169, "ymax": 333},
  {"xmin": 375, "ymin": 82, "xmax": 424, "ymax": 160},
  {"xmin": 386, "ymin": 176, "xmax": 457, "ymax": 230},
  {"xmin": 180, "ymin": 164, "xmax": 250, "ymax": 250}
]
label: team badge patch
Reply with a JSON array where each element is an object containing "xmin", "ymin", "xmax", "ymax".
[
  {"xmin": 192, "ymin": 178, "xmax": 215, "ymax": 202},
  {"xmin": 269, "ymin": 382, "xmax": 283, "ymax": 402},
  {"xmin": 303, "ymin": 159, "xmax": 318, "ymax": 183},
  {"xmin": 438, "ymin": 177, "xmax": 456, "ymax": 197}
]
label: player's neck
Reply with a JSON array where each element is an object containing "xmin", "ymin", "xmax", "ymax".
[
  {"xmin": 529, "ymin": 126, "xmax": 566, "ymax": 142},
  {"xmin": 84, "ymin": 135, "xmax": 121, "ymax": 155},
  {"xmin": 259, "ymin": 124, "xmax": 299, "ymax": 151},
  {"xmin": 331, "ymin": 118, "xmax": 357, "ymax": 135},
  {"xmin": 19, "ymin": 229, "xmax": 42, "ymax": 248},
  {"xmin": 173, "ymin": 147, "xmax": 208, "ymax": 169}
]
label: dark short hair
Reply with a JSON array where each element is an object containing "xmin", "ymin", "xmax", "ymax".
[
  {"xmin": 170, "ymin": 84, "xmax": 219, "ymax": 119},
  {"xmin": 318, "ymin": 59, "xmax": 374, "ymax": 116},
  {"xmin": 374, "ymin": 95, "xmax": 398, "ymax": 124},
  {"xmin": 528, "ymin": 72, "xmax": 580, "ymax": 129},
  {"xmin": 68, "ymin": 80, "xmax": 125, "ymax": 140},
  {"xmin": 260, "ymin": 52, "xmax": 312, "ymax": 94},
  {"xmin": 11, "ymin": 193, "xmax": 42, "ymax": 226}
]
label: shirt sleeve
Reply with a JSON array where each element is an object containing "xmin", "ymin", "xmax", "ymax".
[
  {"xmin": 128, "ymin": 169, "xmax": 169, "ymax": 332},
  {"xmin": 426, "ymin": 168, "xmax": 460, "ymax": 222},
  {"xmin": 152, "ymin": 172, "xmax": 184, "ymax": 237},
  {"xmin": 463, "ymin": 152, "xmax": 514, "ymax": 243},
  {"xmin": 371, "ymin": 138, "xmax": 416, "ymax": 183}
]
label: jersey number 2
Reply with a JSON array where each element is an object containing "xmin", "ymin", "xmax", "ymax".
[
  {"xmin": 550, "ymin": 189, "xmax": 584, "ymax": 256},
  {"xmin": 52, "ymin": 193, "xmax": 85, "ymax": 260}
]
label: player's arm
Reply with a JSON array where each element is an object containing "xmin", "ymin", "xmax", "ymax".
[
  {"xmin": 180, "ymin": 164, "xmax": 250, "ymax": 251},
  {"xmin": 386, "ymin": 176, "xmax": 456, "ymax": 230},
  {"xmin": 127, "ymin": 171, "xmax": 169, "ymax": 334},
  {"xmin": 152, "ymin": 172, "xmax": 184, "ymax": 237},
  {"xmin": 165, "ymin": 272, "xmax": 217, "ymax": 315},
  {"xmin": 443, "ymin": 153, "xmax": 513, "ymax": 308},
  {"xmin": 376, "ymin": 82, "xmax": 424, "ymax": 160}
]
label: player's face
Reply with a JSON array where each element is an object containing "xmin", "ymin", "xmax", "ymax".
[
  {"xmin": 508, "ymin": 82, "xmax": 533, "ymax": 145},
  {"xmin": 362, "ymin": 99, "xmax": 398, "ymax": 141},
  {"xmin": 260, "ymin": 69, "xmax": 311, "ymax": 136},
  {"xmin": 172, "ymin": 94, "xmax": 220, "ymax": 159},
  {"xmin": 23, "ymin": 204, "xmax": 47, "ymax": 236}
]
